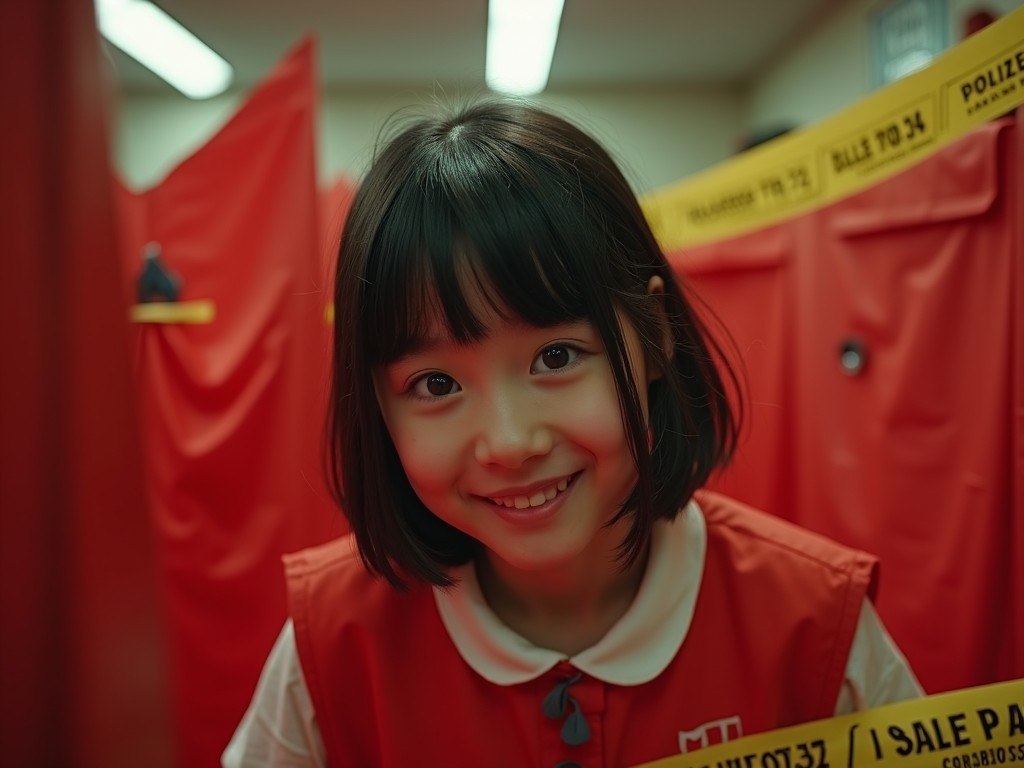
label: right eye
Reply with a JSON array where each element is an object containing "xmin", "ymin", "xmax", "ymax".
[{"xmin": 410, "ymin": 372, "xmax": 461, "ymax": 399}]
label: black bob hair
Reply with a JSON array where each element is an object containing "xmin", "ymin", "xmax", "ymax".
[{"xmin": 327, "ymin": 99, "xmax": 740, "ymax": 589}]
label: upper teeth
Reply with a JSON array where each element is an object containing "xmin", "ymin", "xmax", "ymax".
[{"xmin": 491, "ymin": 477, "xmax": 569, "ymax": 509}]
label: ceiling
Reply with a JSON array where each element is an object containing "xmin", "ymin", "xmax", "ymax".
[{"xmin": 106, "ymin": 0, "xmax": 833, "ymax": 95}]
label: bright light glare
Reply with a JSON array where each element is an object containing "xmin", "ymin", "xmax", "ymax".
[
  {"xmin": 486, "ymin": 0, "xmax": 565, "ymax": 95},
  {"xmin": 95, "ymin": 0, "xmax": 233, "ymax": 99}
]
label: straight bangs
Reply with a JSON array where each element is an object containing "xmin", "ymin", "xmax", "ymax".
[{"xmin": 360, "ymin": 146, "xmax": 614, "ymax": 364}]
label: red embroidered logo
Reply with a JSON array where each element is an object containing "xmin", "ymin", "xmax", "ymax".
[{"xmin": 678, "ymin": 715, "xmax": 744, "ymax": 754}]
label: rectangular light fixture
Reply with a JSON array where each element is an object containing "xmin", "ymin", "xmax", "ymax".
[
  {"xmin": 486, "ymin": 0, "xmax": 565, "ymax": 95},
  {"xmin": 95, "ymin": 0, "xmax": 233, "ymax": 99}
]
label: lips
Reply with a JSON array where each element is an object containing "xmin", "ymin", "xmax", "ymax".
[{"xmin": 486, "ymin": 474, "xmax": 574, "ymax": 510}]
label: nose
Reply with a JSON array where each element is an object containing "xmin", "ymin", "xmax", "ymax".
[{"xmin": 473, "ymin": 387, "xmax": 552, "ymax": 468}]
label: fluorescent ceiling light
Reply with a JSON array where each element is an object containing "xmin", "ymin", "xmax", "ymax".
[
  {"xmin": 486, "ymin": 0, "xmax": 565, "ymax": 95},
  {"xmin": 95, "ymin": 0, "xmax": 233, "ymax": 99}
]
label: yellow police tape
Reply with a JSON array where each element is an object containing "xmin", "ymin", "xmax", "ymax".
[
  {"xmin": 640, "ymin": 7, "xmax": 1024, "ymax": 251},
  {"xmin": 633, "ymin": 678, "xmax": 1024, "ymax": 768}
]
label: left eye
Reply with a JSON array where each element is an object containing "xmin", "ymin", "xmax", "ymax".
[
  {"xmin": 532, "ymin": 344, "xmax": 579, "ymax": 373},
  {"xmin": 411, "ymin": 373, "xmax": 461, "ymax": 398}
]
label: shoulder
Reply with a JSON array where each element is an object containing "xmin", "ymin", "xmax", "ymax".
[
  {"xmin": 284, "ymin": 533, "xmax": 437, "ymax": 633},
  {"xmin": 694, "ymin": 489, "xmax": 878, "ymax": 591},
  {"xmin": 284, "ymin": 533, "xmax": 363, "ymax": 577},
  {"xmin": 689, "ymin": 492, "xmax": 888, "ymax": 718},
  {"xmin": 284, "ymin": 533, "xmax": 387, "ymax": 602}
]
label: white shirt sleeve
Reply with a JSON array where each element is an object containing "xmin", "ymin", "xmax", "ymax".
[
  {"xmin": 834, "ymin": 598, "xmax": 924, "ymax": 715},
  {"xmin": 221, "ymin": 620, "xmax": 326, "ymax": 768}
]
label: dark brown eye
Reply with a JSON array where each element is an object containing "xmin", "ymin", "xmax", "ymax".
[
  {"xmin": 425, "ymin": 373, "xmax": 456, "ymax": 396},
  {"xmin": 543, "ymin": 347, "xmax": 569, "ymax": 369},
  {"xmin": 410, "ymin": 372, "xmax": 460, "ymax": 399},
  {"xmin": 533, "ymin": 345, "xmax": 578, "ymax": 373}
]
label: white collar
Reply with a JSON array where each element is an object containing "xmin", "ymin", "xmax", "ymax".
[{"xmin": 433, "ymin": 500, "xmax": 706, "ymax": 686}]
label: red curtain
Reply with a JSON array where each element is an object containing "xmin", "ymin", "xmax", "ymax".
[
  {"xmin": 115, "ymin": 40, "xmax": 344, "ymax": 767},
  {"xmin": 1, "ymin": 0, "xmax": 174, "ymax": 766},
  {"xmin": 316, "ymin": 173, "xmax": 359, "ymax": 318},
  {"xmin": 320, "ymin": 174, "xmax": 358, "ymax": 268},
  {"xmin": 673, "ymin": 117, "xmax": 1023, "ymax": 695}
]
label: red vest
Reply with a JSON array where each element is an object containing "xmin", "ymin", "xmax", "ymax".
[{"xmin": 285, "ymin": 491, "xmax": 877, "ymax": 767}]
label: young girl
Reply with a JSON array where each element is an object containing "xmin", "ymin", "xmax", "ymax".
[{"xmin": 224, "ymin": 99, "xmax": 921, "ymax": 767}]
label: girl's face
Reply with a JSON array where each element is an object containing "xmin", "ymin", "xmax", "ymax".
[{"xmin": 374, "ymin": 287, "xmax": 656, "ymax": 577}]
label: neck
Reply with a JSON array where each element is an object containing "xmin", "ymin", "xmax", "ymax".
[{"xmin": 475, "ymin": 519, "xmax": 650, "ymax": 656}]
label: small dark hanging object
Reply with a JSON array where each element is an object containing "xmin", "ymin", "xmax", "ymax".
[
  {"xmin": 542, "ymin": 673, "xmax": 578, "ymax": 718},
  {"xmin": 560, "ymin": 698, "xmax": 591, "ymax": 746},
  {"xmin": 137, "ymin": 241, "xmax": 182, "ymax": 303},
  {"xmin": 542, "ymin": 672, "xmax": 591, "ymax": 747}
]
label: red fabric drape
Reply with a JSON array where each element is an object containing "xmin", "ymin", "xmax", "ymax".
[
  {"xmin": 316, "ymin": 173, "xmax": 359, "ymax": 318},
  {"xmin": 319, "ymin": 174, "xmax": 358, "ymax": 271},
  {"xmin": 681, "ymin": 222, "xmax": 796, "ymax": 517},
  {"xmin": 673, "ymin": 118, "xmax": 1023, "ymax": 695},
  {"xmin": 1, "ymin": 0, "xmax": 174, "ymax": 765},
  {"xmin": 115, "ymin": 39, "xmax": 343, "ymax": 767}
]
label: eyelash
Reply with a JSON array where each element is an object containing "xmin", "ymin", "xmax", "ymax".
[{"xmin": 405, "ymin": 343, "xmax": 585, "ymax": 401}]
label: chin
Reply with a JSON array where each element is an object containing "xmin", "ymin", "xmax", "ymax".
[{"xmin": 487, "ymin": 539, "xmax": 590, "ymax": 573}]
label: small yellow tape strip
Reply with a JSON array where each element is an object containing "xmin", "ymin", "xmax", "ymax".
[
  {"xmin": 640, "ymin": 7, "xmax": 1024, "ymax": 251},
  {"xmin": 633, "ymin": 678, "xmax": 1024, "ymax": 768},
  {"xmin": 129, "ymin": 300, "xmax": 216, "ymax": 324}
]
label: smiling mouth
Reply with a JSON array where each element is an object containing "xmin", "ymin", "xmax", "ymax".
[{"xmin": 487, "ymin": 474, "xmax": 577, "ymax": 510}]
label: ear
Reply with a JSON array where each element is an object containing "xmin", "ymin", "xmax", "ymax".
[{"xmin": 645, "ymin": 275, "xmax": 674, "ymax": 382}]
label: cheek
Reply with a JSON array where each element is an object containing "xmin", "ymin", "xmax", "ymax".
[
  {"xmin": 390, "ymin": 428, "xmax": 462, "ymax": 495},
  {"xmin": 558, "ymin": 381, "xmax": 632, "ymax": 458},
  {"xmin": 582, "ymin": 411, "xmax": 632, "ymax": 461},
  {"xmin": 377, "ymin": 392, "xmax": 461, "ymax": 497}
]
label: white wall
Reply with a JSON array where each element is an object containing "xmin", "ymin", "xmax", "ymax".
[
  {"xmin": 537, "ymin": 88, "xmax": 745, "ymax": 193},
  {"xmin": 746, "ymin": 0, "xmax": 876, "ymax": 132},
  {"xmin": 112, "ymin": 85, "xmax": 745, "ymax": 195},
  {"xmin": 112, "ymin": 91, "xmax": 244, "ymax": 192}
]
